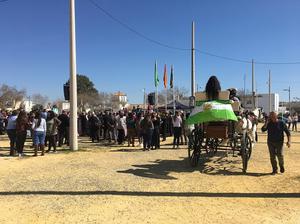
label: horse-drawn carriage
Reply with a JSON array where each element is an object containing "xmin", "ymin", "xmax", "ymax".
[{"xmin": 187, "ymin": 90, "xmax": 253, "ymax": 173}]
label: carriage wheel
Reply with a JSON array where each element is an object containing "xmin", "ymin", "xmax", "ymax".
[
  {"xmin": 241, "ymin": 132, "xmax": 251, "ymax": 173},
  {"xmin": 246, "ymin": 134, "xmax": 252, "ymax": 160},
  {"xmin": 188, "ymin": 129, "xmax": 202, "ymax": 167},
  {"xmin": 205, "ymin": 138, "xmax": 218, "ymax": 157}
]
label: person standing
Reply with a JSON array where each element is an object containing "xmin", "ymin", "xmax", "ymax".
[
  {"xmin": 287, "ymin": 113, "xmax": 292, "ymax": 130},
  {"xmin": 116, "ymin": 111, "xmax": 127, "ymax": 145},
  {"xmin": 172, "ymin": 111, "xmax": 182, "ymax": 149},
  {"xmin": 160, "ymin": 112, "xmax": 167, "ymax": 141},
  {"xmin": 15, "ymin": 111, "xmax": 29, "ymax": 157},
  {"xmin": 140, "ymin": 113, "xmax": 154, "ymax": 151},
  {"xmin": 126, "ymin": 112, "xmax": 136, "ymax": 147},
  {"xmin": 262, "ymin": 111, "xmax": 291, "ymax": 174},
  {"xmin": 46, "ymin": 111, "xmax": 61, "ymax": 153},
  {"xmin": 135, "ymin": 113, "xmax": 143, "ymax": 147},
  {"xmin": 151, "ymin": 112, "xmax": 160, "ymax": 149},
  {"xmin": 292, "ymin": 112, "xmax": 298, "ymax": 132},
  {"xmin": 6, "ymin": 110, "xmax": 19, "ymax": 156},
  {"xmin": 180, "ymin": 112, "xmax": 187, "ymax": 145},
  {"xmin": 32, "ymin": 111, "xmax": 47, "ymax": 156},
  {"xmin": 58, "ymin": 110, "xmax": 70, "ymax": 146},
  {"xmin": 89, "ymin": 112, "xmax": 100, "ymax": 143}
]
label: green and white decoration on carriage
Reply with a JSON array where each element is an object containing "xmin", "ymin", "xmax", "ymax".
[{"xmin": 187, "ymin": 100, "xmax": 238, "ymax": 125}]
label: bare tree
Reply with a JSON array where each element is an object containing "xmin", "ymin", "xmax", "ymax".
[
  {"xmin": 157, "ymin": 86, "xmax": 189, "ymax": 105},
  {"xmin": 32, "ymin": 94, "xmax": 49, "ymax": 107},
  {"xmin": 0, "ymin": 84, "xmax": 26, "ymax": 109}
]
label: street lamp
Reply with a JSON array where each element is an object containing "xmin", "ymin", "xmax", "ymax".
[{"xmin": 283, "ymin": 86, "xmax": 291, "ymax": 113}]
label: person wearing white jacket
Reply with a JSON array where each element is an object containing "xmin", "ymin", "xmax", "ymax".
[{"xmin": 32, "ymin": 111, "xmax": 47, "ymax": 156}]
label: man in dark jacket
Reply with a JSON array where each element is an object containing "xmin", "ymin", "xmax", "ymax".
[
  {"xmin": 89, "ymin": 112, "xmax": 100, "ymax": 142},
  {"xmin": 262, "ymin": 111, "xmax": 291, "ymax": 174},
  {"xmin": 58, "ymin": 110, "xmax": 70, "ymax": 146}
]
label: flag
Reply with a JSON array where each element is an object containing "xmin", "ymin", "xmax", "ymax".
[
  {"xmin": 163, "ymin": 64, "xmax": 167, "ymax": 88},
  {"xmin": 154, "ymin": 61, "xmax": 159, "ymax": 87},
  {"xmin": 170, "ymin": 65, "xmax": 174, "ymax": 88},
  {"xmin": 187, "ymin": 101, "xmax": 237, "ymax": 125}
]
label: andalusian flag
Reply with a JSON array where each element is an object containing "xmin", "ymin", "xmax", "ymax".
[
  {"xmin": 154, "ymin": 61, "xmax": 159, "ymax": 87},
  {"xmin": 187, "ymin": 100, "xmax": 237, "ymax": 125},
  {"xmin": 163, "ymin": 64, "xmax": 167, "ymax": 88},
  {"xmin": 170, "ymin": 65, "xmax": 174, "ymax": 88}
]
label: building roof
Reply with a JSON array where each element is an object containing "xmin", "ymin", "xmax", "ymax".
[{"xmin": 114, "ymin": 91, "xmax": 127, "ymax": 96}]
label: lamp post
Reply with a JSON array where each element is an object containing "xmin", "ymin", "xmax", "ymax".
[
  {"xmin": 283, "ymin": 86, "xmax": 291, "ymax": 113},
  {"xmin": 142, "ymin": 88, "xmax": 146, "ymax": 110}
]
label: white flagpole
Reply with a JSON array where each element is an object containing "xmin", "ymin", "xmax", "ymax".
[{"xmin": 69, "ymin": 0, "xmax": 78, "ymax": 150}]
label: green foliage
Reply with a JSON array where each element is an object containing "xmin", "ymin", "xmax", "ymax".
[
  {"xmin": 67, "ymin": 74, "xmax": 98, "ymax": 96},
  {"xmin": 66, "ymin": 74, "xmax": 99, "ymax": 107},
  {"xmin": 77, "ymin": 74, "xmax": 98, "ymax": 95}
]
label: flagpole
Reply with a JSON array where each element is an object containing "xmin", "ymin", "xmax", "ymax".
[
  {"xmin": 173, "ymin": 65, "xmax": 175, "ymax": 114},
  {"xmin": 165, "ymin": 89, "xmax": 168, "ymax": 111},
  {"xmin": 69, "ymin": 0, "xmax": 78, "ymax": 150},
  {"xmin": 154, "ymin": 60, "xmax": 158, "ymax": 110},
  {"xmin": 173, "ymin": 86, "xmax": 175, "ymax": 115},
  {"xmin": 156, "ymin": 85, "xmax": 158, "ymax": 109},
  {"xmin": 191, "ymin": 21, "xmax": 196, "ymax": 98}
]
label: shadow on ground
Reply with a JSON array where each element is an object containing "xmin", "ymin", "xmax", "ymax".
[
  {"xmin": 118, "ymin": 151, "xmax": 271, "ymax": 180},
  {"xmin": 0, "ymin": 190, "xmax": 299, "ymax": 198}
]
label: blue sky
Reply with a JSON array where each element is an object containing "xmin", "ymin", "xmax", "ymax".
[{"xmin": 1, "ymin": 0, "xmax": 300, "ymax": 103}]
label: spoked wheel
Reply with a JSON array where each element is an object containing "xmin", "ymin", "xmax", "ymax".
[
  {"xmin": 205, "ymin": 138, "xmax": 218, "ymax": 157},
  {"xmin": 245, "ymin": 134, "xmax": 252, "ymax": 159},
  {"xmin": 241, "ymin": 132, "xmax": 251, "ymax": 173},
  {"xmin": 188, "ymin": 129, "xmax": 202, "ymax": 167}
]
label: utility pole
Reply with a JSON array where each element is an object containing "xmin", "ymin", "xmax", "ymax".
[
  {"xmin": 289, "ymin": 86, "xmax": 291, "ymax": 113},
  {"xmin": 243, "ymin": 74, "xmax": 246, "ymax": 104},
  {"xmin": 69, "ymin": 0, "xmax": 78, "ymax": 150},
  {"xmin": 143, "ymin": 88, "xmax": 146, "ymax": 110},
  {"xmin": 252, "ymin": 59, "xmax": 255, "ymax": 110},
  {"xmin": 268, "ymin": 70, "xmax": 271, "ymax": 113},
  {"xmin": 191, "ymin": 21, "xmax": 196, "ymax": 98},
  {"xmin": 283, "ymin": 86, "xmax": 291, "ymax": 113}
]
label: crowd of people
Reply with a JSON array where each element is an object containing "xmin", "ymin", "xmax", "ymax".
[
  {"xmin": 0, "ymin": 76, "xmax": 298, "ymax": 177},
  {"xmin": 0, "ymin": 106, "xmax": 190, "ymax": 157},
  {"xmin": 77, "ymin": 107, "xmax": 188, "ymax": 150}
]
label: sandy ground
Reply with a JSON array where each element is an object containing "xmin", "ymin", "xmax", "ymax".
[{"xmin": 0, "ymin": 126, "xmax": 300, "ymax": 224}]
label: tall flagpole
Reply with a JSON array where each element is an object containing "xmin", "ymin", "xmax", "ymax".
[
  {"xmin": 69, "ymin": 0, "xmax": 78, "ymax": 150},
  {"xmin": 172, "ymin": 66, "xmax": 176, "ymax": 114},
  {"xmin": 156, "ymin": 85, "xmax": 158, "ymax": 109},
  {"xmin": 191, "ymin": 21, "xmax": 196, "ymax": 98},
  {"xmin": 165, "ymin": 89, "xmax": 168, "ymax": 111},
  {"xmin": 268, "ymin": 70, "xmax": 271, "ymax": 113},
  {"xmin": 154, "ymin": 60, "xmax": 158, "ymax": 109},
  {"xmin": 252, "ymin": 59, "xmax": 255, "ymax": 110}
]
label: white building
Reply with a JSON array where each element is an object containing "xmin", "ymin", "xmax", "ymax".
[
  {"xmin": 241, "ymin": 93, "xmax": 279, "ymax": 114},
  {"xmin": 21, "ymin": 100, "xmax": 34, "ymax": 112},
  {"xmin": 112, "ymin": 91, "xmax": 128, "ymax": 111}
]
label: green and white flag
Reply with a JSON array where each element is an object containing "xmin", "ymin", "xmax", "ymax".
[{"xmin": 187, "ymin": 100, "xmax": 237, "ymax": 125}]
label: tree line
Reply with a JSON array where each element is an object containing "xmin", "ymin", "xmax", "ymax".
[{"xmin": 0, "ymin": 74, "xmax": 190, "ymax": 111}]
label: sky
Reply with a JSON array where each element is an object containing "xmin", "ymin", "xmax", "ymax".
[{"xmin": 1, "ymin": 0, "xmax": 300, "ymax": 103}]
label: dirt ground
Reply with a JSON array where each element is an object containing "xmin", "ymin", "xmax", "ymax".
[{"xmin": 0, "ymin": 125, "xmax": 299, "ymax": 224}]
